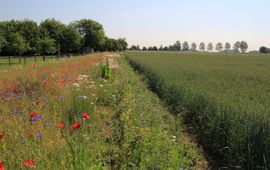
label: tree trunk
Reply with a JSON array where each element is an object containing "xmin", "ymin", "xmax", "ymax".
[
  {"xmin": 43, "ymin": 55, "xmax": 45, "ymax": 61},
  {"xmin": 24, "ymin": 56, "xmax": 26, "ymax": 64},
  {"xmin": 8, "ymin": 56, "xmax": 11, "ymax": 66}
]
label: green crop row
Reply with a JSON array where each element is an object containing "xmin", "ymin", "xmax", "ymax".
[{"xmin": 125, "ymin": 51, "xmax": 270, "ymax": 169}]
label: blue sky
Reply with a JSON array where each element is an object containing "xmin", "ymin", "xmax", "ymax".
[{"xmin": 0, "ymin": 0, "xmax": 269, "ymax": 50}]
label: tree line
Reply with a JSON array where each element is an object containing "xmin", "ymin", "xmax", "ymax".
[
  {"xmin": 130, "ymin": 41, "xmax": 249, "ymax": 53},
  {"xmin": 0, "ymin": 19, "xmax": 128, "ymax": 56}
]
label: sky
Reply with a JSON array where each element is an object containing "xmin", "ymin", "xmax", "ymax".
[{"xmin": 0, "ymin": 0, "xmax": 270, "ymax": 51}]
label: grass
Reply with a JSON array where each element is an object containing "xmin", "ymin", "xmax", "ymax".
[
  {"xmin": 0, "ymin": 52, "xmax": 201, "ymax": 169},
  {"xmin": 125, "ymin": 51, "xmax": 270, "ymax": 169},
  {"xmin": 0, "ymin": 55, "xmax": 68, "ymax": 66}
]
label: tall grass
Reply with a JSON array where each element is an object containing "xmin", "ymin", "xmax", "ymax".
[{"xmin": 126, "ymin": 51, "xmax": 270, "ymax": 169}]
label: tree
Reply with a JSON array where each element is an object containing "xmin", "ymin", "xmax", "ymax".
[
  {"xmin": 159, "ymin": 45, "xmax": 164, "ymax": 51},
  {"xmin": 152, "ymin": 46, "xmax": 158, "ymax": 51},
  {"xmin": 168, "ymin": 45, "xmax": 174, "ymax": 51},
  {"xmin": 233, "ymin": 41, "xmax": 240, "ymax": 52},
  {"xmin": 6, "ymin": 32, "xmax": 28, "ymax": 56},
  {"xmin": 60, "ymin": 25, "xmax": 81, "ymax": 53},
  {"xmin": 163, "ymin": 46, "xmax": 168, "ymax": 51},
  {"xmin": 131, "ymin": 45, "xmax": 140, "ymax": 50},
  {"xmin": 215, "ymin": 42, "xmax": 223, "ymax": 52},
  {"xmin": 199, "ymin": 42, "xmax": 205, "ymax": 51},
  {"xmin": 117, "ymin": 38, "xmax": 128, "ymax": 51},
  {"xmin": 259, "ymin": 46, "xmax": 270, "ymax": 53},
  {"xmin": 19, "ymin": 19, "xmax": 40, "ymax": 54},
  {"xmin": 207, "ymin": 42, "xmax": 213, "ymax": 51},
  {"xmin": 191, "ymin": 42, "xmax": 197, "ymax": 51},
  {"xmin": 174, "ymin": 41, "xmax": 181, "ymax": 51},
  {"xmin": 182, "ymin": 41, "xmax": 189, "ymax": 51},
  {"xmin": 142, "ymin": 47, "xmax": 147, "ymax": 51},
  {"xmin": 40, "ymin": 19, "xmax": 65, "ymax": 55},
  {"xmin": 239, "ymin": 41, "xmax": 248, "ymax": 53},
  {"xmin": 73, "ymin": 19, "xmax": 106, "ymax": 51},
  {"xmin": 148, "ymin": 47, "xmax": 153, "ymax": 51},
  {"xmin": 225, "ymin": 42, "xmax": 231, "ymax": 51},
  {"xmin": 0, "ymin": 30, "xmax": 6, "ymax": 53},
  {"xmin": 37, "ymin": 36, "xmax": 57, "ymax": 56}
]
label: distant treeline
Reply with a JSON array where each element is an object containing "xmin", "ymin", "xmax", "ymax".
[
  {"xmin": 130, "ymin": 41, "xmax": 250, "ymax": 53},
  {"xmin": 0, "ymin": 19, "xmax": 128, "ymax": 56}
]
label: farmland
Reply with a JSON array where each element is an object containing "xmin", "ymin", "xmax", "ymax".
[
  {"xmin": 0, "ymin": 53, "xmax": 203, "ymax": 169},
  {"xmin": 125, "ymin": 51, "xmax": 270, "ymax": 169}
]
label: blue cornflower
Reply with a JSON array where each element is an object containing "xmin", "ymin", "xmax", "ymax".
[{"xmin": 37, "ymin": 134, "xmax": 42, "ymax": 139}]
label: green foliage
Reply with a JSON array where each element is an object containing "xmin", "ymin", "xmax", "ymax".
[
  {"xmin": 215, "ymin": 42, "xmax": 223, "ymax": 51},
  {"xmin": 0, "ymin": 18, "xmax": 127, "ymax": 56},
  {"xmin": 240, "ymin": 41, "xmax": 248, "ymax": 53},
  {"xmin": 100, "ymin": 59, "xmax": 112, "ymax": 79},
  {"xmin": 126, "ymin": 51, "xmax": 270, "ymax": 169},
  {"xmin": 6, "ymin": 32, "xmax": 28, "ymax": 55},
  {"xmin": 19, "ymin": 20, "xmax": 40, "ymax": 54},
  {"xmin": 259, "ymin": 46, "xmax": 270, "ymax": 53},
  {"xmin": 182, "ymin": 41, "xmax": 189, "ymax": 51},
  {"xmin": 60, "ymin": 25, "xmax": 81, "ymax": 53},
  {"xmin": 0, "ymin": 31, "xmax": 6, "ymax": 53},
  {"xmin": 207, "ymin": 42, "xmax": 213, "ymax": 51},
  {"xmin": 37, "ymin": 37, "xmax": 57, "ymax": 56},
  {"xmin": 100, "ymin": 58, "xmax": 199, "ymax": 169},
  {"xmin": 74, "ymin": 19, "xmax": 106, "ymax": 51},
  {"xmin": 199, "ymin": 42, "xmax": 205, "ymax": 51}
]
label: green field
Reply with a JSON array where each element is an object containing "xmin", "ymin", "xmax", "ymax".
[{"xmin": 125, "ymin": 51, "xmax": 270, "ymax": 169}]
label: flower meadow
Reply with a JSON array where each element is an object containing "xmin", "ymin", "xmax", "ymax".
[
  {"xmin": 0, "ymin": 54, "xmax": 105, "ymax": 169},
  {"xmin": 0, "ymin": 53, "xmax": 202, "ymax": 169}
]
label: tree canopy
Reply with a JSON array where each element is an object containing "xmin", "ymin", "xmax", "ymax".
[{"xmin": 0, "ymin": 18, "xmax": 128, "ymax": 56}]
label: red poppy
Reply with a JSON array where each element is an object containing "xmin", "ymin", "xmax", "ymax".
[
  {"xmin": 72, "ymin": 122, "xmax": 81, "ymax": 130},
  {"xmin": 82, "ymin": 113, "xmax": 91, "ymax": 120},
  {"xmin": 0, "ymin": 161, "xmax": 4, "ymax": 170},
  {"xmin": 58, "ymin": 123, "xmax": 64, "ymax": 128},
  {"xmin": 23, "ymin": 160, "xmax": 35, "ymax": 167},
  {"xmin": 30, "ymin": 111, "xmax": 38, "ymax": 117},
  {"xmin": 0, "ymin": 133, "xmax": 4, "ymax": 140}
]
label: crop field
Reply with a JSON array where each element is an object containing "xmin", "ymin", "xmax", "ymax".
[
  {"xmin": 125, "ymin": 51, "xmax": 270, "ymax": 169},
  {"xmin": 0, "ymin": 53, "xmax": 202, "ymax": 169}
]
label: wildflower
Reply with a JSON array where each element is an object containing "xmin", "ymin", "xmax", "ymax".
[
  {"xmin": 58, "ymin": 123, "xmax": 64, "ymax": 128},
  {"xmin": 0, "ymin": 133, "xmax": 4, "ymax": 140},
  {"xmin": 72, "ymin": 122, "xmax": 81, "ymax": 130},
  {"xmin": 37, "ymin": 134, "xmax": 42, "ymax": 139},
  {"xmin": 31, "ymin": 117, "xmax": 37, "ymax": 122},
  {"xmin": 30, "ymin": 111, "xmax": 38, "ymax": 118},
  {"xmin": 36, "ymin": 115, "xmax": 42, "ymax": 119},
  {"xmin": 23, "ymin": 160, "xmax": 35, "ymax": 167},
  {"xmin": 0, "ymin": 161, "xmax": 4, "ymax": 170},
  {"xmin": 82, "ymin": 113, "xmax": 91, "ymax": 120}
]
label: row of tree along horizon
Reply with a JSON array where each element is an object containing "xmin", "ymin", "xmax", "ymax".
[
  {"xmin": 0, "ymin": 19, "xmax": 128, "ymax": 57},
  {"xmin": 130, "ymin": 41, "xmax": 250, "ymax": 53}
]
